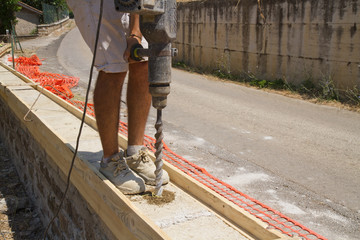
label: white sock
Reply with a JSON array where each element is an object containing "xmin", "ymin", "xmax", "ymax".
[
  {"xmin": 102, "ymin": 156, "xmax": 111, "ymax": 164},
  {"xmin": 127, "ymin": 145, "xmax": 143, "ymax": 156},
  {"xmin": 102, "ymin": 152, "xmax": 118, "ymax": 164}
]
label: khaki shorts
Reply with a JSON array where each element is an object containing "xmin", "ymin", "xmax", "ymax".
[{"xmin": 67, "ymin": 0, "xmax": 148, "ymax": 73}]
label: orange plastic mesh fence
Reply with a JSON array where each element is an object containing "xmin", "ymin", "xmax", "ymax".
[{"xmin": 9, "ymin": 55, "xmax": 79, "ymax": 99}]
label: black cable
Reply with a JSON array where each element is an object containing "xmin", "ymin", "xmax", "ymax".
[{"xmin": 42, "ymin": 0, "xmax": 104, "ymax": 238}]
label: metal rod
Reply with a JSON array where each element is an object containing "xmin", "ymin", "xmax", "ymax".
[
  {"xmin": 11, "ymin": 22, "xmax": 23, "ymax": 53},
  {"xmin": 154, "ymin": 109, "xmax": 164, "ymax": 196},
  {"xmin": 10, "ymin": 30, "xmax": 15, "ymax": 69},
  {"xmin": 135, "ymin": 48, "xmax": 150, "ymax": 58}
]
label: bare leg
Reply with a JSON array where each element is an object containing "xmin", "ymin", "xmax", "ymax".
[
  {"xmin": 127, "ymin": 61, "xmax": 151, "ymax": 146},
  {"xmin": 94, "ymin": 71, "xmax": 127, "ymax": 158}
]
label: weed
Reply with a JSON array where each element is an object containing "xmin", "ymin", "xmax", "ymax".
[
  {"xmin": 172, "ymin": 60, "xmax": 202, "ymax": 74},
  {"xmin": 319, "ymin": 74, "xmax": 339, "ymax": 101},
  {"xmin": 173, "ymin": 61, "xmax": 188, "ymax": 69},
  {"xmin": 296, "ymin": 78, "xmax": 318, "ymax": 98},
  {"xmin": 30, "ymin": 28, "xmax": 38, "ymax": 36},
  {"xmin": 249, "ymin": 78, "xmax": 266, "ymax": 88},
  {"xmin": 301, "ymin": 79, "xmax": 316, "ymax": 92},
  {"xmin": 343, "ymin": 86, "xmax": 360, "ymax": 106},
  {"xmin": 213, "ymin": 69, "xmax": 236, "ymax": 80},
  {"xmin": 246, "ymin": 72, "xmax": 287, "ymax": 90},
  {"xmin": 211, "ymin": 51, "xmax": 234, "ymax": 80},
  {"xmin": 272, "ymin": 79, "xmax": 287, "ymax": 89}
]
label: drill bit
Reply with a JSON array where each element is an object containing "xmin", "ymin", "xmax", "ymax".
[{"xmin": 154, "ymin": 109, "xmax": 164, "ymax": 196}]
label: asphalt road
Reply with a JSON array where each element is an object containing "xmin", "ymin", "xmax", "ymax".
[{"xmin": 28, "ymin": 27, "xmax": 360, "ymax": 239}]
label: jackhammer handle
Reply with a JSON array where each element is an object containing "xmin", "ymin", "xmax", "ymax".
[
  {"xmin": 130, "ymin": 43, "xmax": 143, "ymax": 61},
  {"xmin": 130, "ymin": 43, "xmax": 151, "ymax": 61}
]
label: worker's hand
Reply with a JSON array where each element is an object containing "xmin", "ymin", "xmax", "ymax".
[{"xmin": 124, "ymin": 36, "xmax": 141, "ymax": 63}]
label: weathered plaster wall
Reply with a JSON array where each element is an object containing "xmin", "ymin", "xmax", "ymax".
[
  {"xmin": 0, "ymin": 97, "xmax": 115, "ymax": 239},
  {"xmin": 15, "ymin": 9, "xmax": 41, "ymax": 36},
  {"xmin": 175, "ymin": 0, "xmax": 360, "ymax": 89}
]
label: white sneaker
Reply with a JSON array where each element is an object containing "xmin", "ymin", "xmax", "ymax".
[
  {"xmin": 125, "ymin": 147, "xmax": 169, "ymax": 186},
  {"xmin": 99, "ymin": 151, "xmax": 145, "ymax": 194}
]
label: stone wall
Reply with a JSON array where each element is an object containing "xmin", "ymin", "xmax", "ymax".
[
  {"xmin": 175, "ymin": 0, "xmax": 360, "ymax": 89},
  {"xmin": 38, "ymin": 17, "xmax": 70, "ymax": 36},
  {"xmin": 0, "ymin": 97, "xmax": 115, "ymax": 239}
]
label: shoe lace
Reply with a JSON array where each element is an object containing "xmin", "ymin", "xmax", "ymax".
[
  {"xmin": 112, "ymin": 158, "xmax": 128, "ymax": 177},
  {"xmin": 134, "ymin": 149, "xmax": 151, "ymax": 163}
]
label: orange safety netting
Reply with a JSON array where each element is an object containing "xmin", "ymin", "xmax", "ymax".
[
  {"xmin": 9, "ymin": 55, "xmax": 78, "ymax": 99},
  {"xmin": 11, "ymin": 55, "xmax": 327, "ymax": 240}
]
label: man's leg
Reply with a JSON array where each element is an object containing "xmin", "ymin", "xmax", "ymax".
[
  {"xmin": 94, "ymin": 71, "xmax": 146, "ymax": 194},
  {"xmin": 94, "ymin": 71, "xmax": 127, "ymax": 158},
  {"xmin": 127, "ymin": 61, "xmax": 151, "ymax": 146}
]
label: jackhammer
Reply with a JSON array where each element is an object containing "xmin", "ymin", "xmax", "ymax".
[{"xmin": 114, "ymin": 0, "xmax": 177, "ymax": 196}]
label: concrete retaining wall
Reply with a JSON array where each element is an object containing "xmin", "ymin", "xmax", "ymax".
[
  {"xmin": 174, "ymin": 0, "xmax": 360, "ymax": 89},
  {"xmin": 0, "ymin": 97, "xmax": 115, "ymax": 239}
]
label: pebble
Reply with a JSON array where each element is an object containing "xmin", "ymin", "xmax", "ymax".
[{"xmin": 0, "ymin": 198, "xmax": 7, "ymax": 213}]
